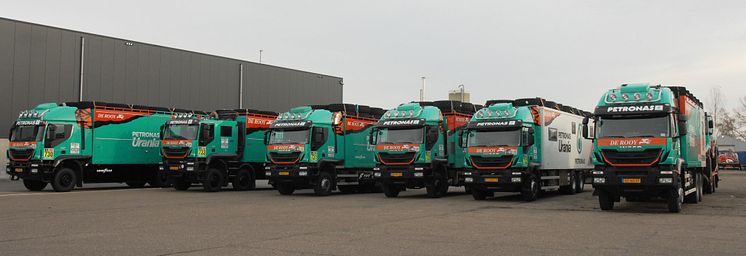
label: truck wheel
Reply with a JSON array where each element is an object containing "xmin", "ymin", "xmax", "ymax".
[
  {"xmin": 23, "ymin": 179, "xmax": 47, "ymax": 191},
  {"xmin": 471, "ymin": 189, "xmax": 491, "ymax": 200},
  {"xmin": 684, "ymin": 172, "xmax": 700, "ymax": 204},
  {"xmin": 382, "ymin": 183, "xmax": 400, "ymax": 198},
  {"xmin": 51, "ymin": 168, "xmax": 77, "ymax": 192},
  {"xmin": 574, "ymin": 172, "xmax": 585, "ymax": 193},
  {"xmin": 203, "ymin": 168, "xmax": 224, "ymax": 192},
  {"xmin": 667, "ymin": 186, "xmax": 683, "ymax": 213},
  {"xmin": 149, "ymin": 172, "xmax": 171, "ymax": 188},
  {"xmin": 598, "ymin": 190, "xmax": 614, "ymax": 211},
  {"xmin": 276, "ymin": 183, "xmax": 295, "ymax": 195},
  {"xmin": 560, "ymin": 172, "xmax": 576, "ymax": 195},
  {"xmin": 521, "ymin": 174, "xmax": 540, "ymax": 202},
  {"xmin": 173, "ymin": 177, "xmax": 191, "ymax": 191},
  {"xmin": 314, "ymin": 172, "xmax": 333, "ymax": 196},
  {"xmin": 464, "ymin": 186, "xmax": 472, "ymax": 194},
  {"xmin": 426, "ymin": 171, "xmax": 447, "ymax": 198},
  {"xmin": 696, "ymin": 172, "xmax": 703, "ymax": 202},
  {"xmin": 232, "ymin": 169, "xmax": 255, "ymax": 191},
  {"xmin": 338, "ymin": 185, "xmax": 357, "ymax": 194},
  {"xmin": 126, "ymin": 181, "xmax": 147, "ymax": 188}
]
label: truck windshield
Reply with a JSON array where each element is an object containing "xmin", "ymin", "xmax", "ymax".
[
  {"xmin": 468, "ymin": 130, "xmax": 520, "ymax": 147},
  {"xmin": 597, "ymin": 116, "xmax": 670, "ymax": 138},
  {"xmin": 378, "ymin": 128, "xmax": 424, "ymax": 144},
  {"xmin": 163, "ymin": 124, "xmax": 199, "ymax": 140},
  {"xmin": 11, "ymin": 125, "xmax": 43, "ymax": 142},
  {"xmin": 269, "ymin": 129, "xmax": 309, "ymax": 144}
]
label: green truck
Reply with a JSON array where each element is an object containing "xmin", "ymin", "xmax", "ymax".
[
  {"xmin": 586, "ymin": 84, "xmax": 717, "ymax": 212},
  {"xmin": 370, "ymin": 101, "xmax": 479, "ymax": 198},
  {"xmin": 160, "ymin": 109, "xmax": 277, "ymax": 192},
  {"xmin": 265, "ymin": 104, "xmax": 385, "ymax": 196},
  {"xmin": 462, "ymin": 99, "xmax": 594, "ymax": 201},
  {"xmin": 6, "ymin": 102, "xmax": 191, "ymax": 192}
]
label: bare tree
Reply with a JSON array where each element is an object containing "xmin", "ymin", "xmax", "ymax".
[
  {"xmin": 731, "ymin": 96, "xmax": 746, "ymax": 141},
  {"xmin": 707, "ymin": 86, "xmax": 726, "ymax": 134}
]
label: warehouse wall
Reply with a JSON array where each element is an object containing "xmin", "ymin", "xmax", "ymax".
[{"xmin": 0, "ymin": 17, "xmax": 343, "ymax": 179}]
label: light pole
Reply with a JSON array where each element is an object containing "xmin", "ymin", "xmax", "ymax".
[
  {"xmin": 259, "ymin": 49, "xmax": 263, "ymax": 63},
  {"xmin": 458, "ymin": 84, "xmax": 465, "ymax": 102},
  {"xmin": 420, "ymin": 76, "xmax": 426, "ymax": 101}
]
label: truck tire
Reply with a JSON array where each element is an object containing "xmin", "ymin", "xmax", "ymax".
[
  {"xmin": 126, "ymin": 181, "xmax": 147, "ymax": 188},
  {"xmin": 560, "ymin": 172, "xmax": 576, "ymax": 195},
  {"xmin": 51, "ymin": 168, "xmax": 77, "ymax": 192},
  {"xmin": 684, "ymin": 172, "xmax": 701, "ymax": 204},
  {"xmin": 203, "ymin": 168, "xmax": 224, "ymax": 192},
  {"xmin": 338, "ymin": 185, "xmax": 357, "ymax": 194},
  {"xmin": 276, "ymin": 183, "xmax": 295, "ymax": 195},
  {"xmin": 667, "ymin": 186, "xmax": 683, "ymax": 213},
  {"xmin": 23, "ymin": 179, "xmax": 47, "ymax": 191},
  {"xmin": 382, "ymin": 183, "xmax": 400, "ymax": 198},
  {"xmin": 696, "ymin": 172, "xmax": 703, "ymax": 202},
  {"xmin": 426, "ymin": 171, "xmax": 447, "ymax": 198},
  {"xmin": 232, "ymin": 169, "xmax": 255, "ymax": 191},
  {"xmin": 598, "ymin": 190, "xmax": 614, "ymax": 211},
  {"xmin": 521, "ymin": 174, "xmax": 540, "ymax": 202},
  {"xmin": 471, "ymin": 189, "xmax": 491, "ymax": 200},
  {"xmin": 314, "ymin": 172, "xmax": 333, "ymax": 196},
  {"xmin": 149, "ymin": 172, "xmax": 171, "ymax": 188},
  {"xmin": 574, "ymin": 172, "xmax": 585, "ymax": 193},
  {"xmin": 173, "ymin": 177, "xmax": 191, "ymax": 191}
]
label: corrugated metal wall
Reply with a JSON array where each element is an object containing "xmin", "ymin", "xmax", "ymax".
[{"xmin": 0, "ymin": 17, "xmax": 343, "ymax": 134}]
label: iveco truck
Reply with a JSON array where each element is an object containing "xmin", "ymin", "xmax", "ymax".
[
  {"xmin": 7, "ymin": 102, "xmax": 192, "ymax": 192},
  {"xmin": 160, "ymin": 109, "xmax": 277, "ymax": 192},
  {"xmin": 370, "ymin": 101, "xmax": 480, "ymax": 198},
  {"xmin": 586, "ymin": 83, "xmax": 717, "ymax": 212},
  {"xmin": 265, "ymin": 104, "xmax": 385, "ymax": 196},
  {"xmin": 461, "ymin": 98, "xmax": 594, "ymax": 201}
]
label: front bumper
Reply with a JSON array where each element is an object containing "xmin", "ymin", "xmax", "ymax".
[
  {"xmin": 6, "ymin": 161, "xmax": 54, "ymax": 182},
  {"xmin": 372, "ymin": 165, "xmax": 432, "ymax": 187},
  {"xmin": 160, "ymin": 158, "xmax": 204, "ymax": 180},
  {"xmin": 463, "ymin": 169, "xmax": 523, "ymax": 192},
  {"xmin": 591, "ymin": 165, "xmax": 679, "ymax": 197},
  {"xmin": 266, "ymin": 164, "xmax": 318, "ymax": 186}
]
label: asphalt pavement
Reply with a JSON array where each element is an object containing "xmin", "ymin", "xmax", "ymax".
[{"xmin": 1, "ymin": 171, "xmax": 746, "ymax": 256}]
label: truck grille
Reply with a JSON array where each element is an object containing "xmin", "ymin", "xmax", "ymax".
[
  {"xmin": 378, "ymin": 152, "xmax": 416, "ymax": 165},
  {"xmin": 601, "ymin": 149, "xmax": 662, "ymax": 166},
  {"xmin": 162, "ymin": 147, "xmax": 190, "ymax": 158},
  {"xmin": 9, "ymin": 149, "xmax": 34, "ymax": 161},
  {"xmin": 470, "ymin": 155, "xmax": 513, "ymax": 169},
  {"xmin": 269, "ymin": 152, "xmax": 301, "ymax": 164}
]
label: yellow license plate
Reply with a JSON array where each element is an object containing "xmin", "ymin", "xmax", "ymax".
[
  {"xmin": 485, "ymin": 178, "xmax": 498, "ymax": 183},
  {"xmin": 623, "ymin": 178, "xmax": 641, "ymax": 184},
  {"xmin": 279, "ymin": 171, "xmax": 289, "ymax": 176},
  {"xmin": 15, "ymin": 168, "xmax": 23, "ymax": 173},
  {"xmin": 391, "ymin": 172, "xmax": 403, "ymax": 177},
  {"xmin": 169, "ymin": 166, "xmax": 179, "ymax": 171}
]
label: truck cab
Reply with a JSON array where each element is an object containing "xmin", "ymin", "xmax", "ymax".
[
  {"xmin": 265, "ymin": 104, "xmax": 383, "ymax": 196},
  {"xmin": 587, "ymin": 83, "xmax": 716, "ymax": 212},
  {"xmin": 161, "ymin": 109, "xmax": 276, "ymax": 192},
  {"xmin": 371, "ymin": 101, "xmax": 477, "ymax": 198}
]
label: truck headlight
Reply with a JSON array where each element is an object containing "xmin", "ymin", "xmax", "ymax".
[
  {"xmin": 659, "ymin": 178, "xmax": 673, "ymax": 184},
  {"xmin": 464, "ymin": 172, "xmax": 472, "ymax": 176},
  {"xmin": 374, "ymin": 172, "xmax": 381, "ymax": 177},
  {"xmin": 31, "ymin": 164, "xmax": 39, "ymax": 167},
  {"xmin": 465, "ymin": 177, "xmax": 473, "ymax": 183},
  {"xmin": 511, "ymin": 177, "xmax": 521, "ymax": 183},
  {"xmin": 414, "ymin": 167, "xmax": 424, "ymax": 171},
  {"xmin": 299, "ymin": 171, "xmax": 308, "ymax": 176},
  {"xmin": 186, "ymin": 167, "xmax": 194, "ymax": 171},
  {"xmin": 592, "ymin": 170, "xmax": 603, "ymax": 175},
  {"xmin": 593, "ymin": 178, "xmax": 606, "ymax": 183},
  {"xmin": 373, "ymin": 167, "xmax": 380, "ymax": 171},
  {"xmin": 265, "ymin": 166, "xmax": 270, "ymax": 170},
  {"xmin": 512, "ymin": 172, "xmax": 521, "ymax": 176},
  {"xmin": 299, "ymin": 166, "xmax": 308, "ymax": 170},
  {"xmin": 414, "ymin": 172, "xmax": 423, "ymax": 177},
  {"xmin": 265, "ymin": 171, "xmax": 271, "ymax": 176},
  {"xmin": 31, "ymin": 168, "xmax": 38, "ymax": 173},
  {"xmin": 159, "ymin": 166, "xmax": 164, "ymax": 171},
  {"xmin": 660, "ymin": 170, "xmax": 673, "ymax": 175}
]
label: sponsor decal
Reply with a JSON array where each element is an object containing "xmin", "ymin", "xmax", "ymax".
[
  {"xmin": 445, "ymin": 114, "xmax": 471, "ymax": 131},
  {"xmin": 221, "ymin": 137, "xmax": 229, "ymax": 149},
  {"xmin": 96, "ymin": 168, "xmax": 113, "ymax": 173},
  {"xmin": 268, "ymin": 144, "xmax": 305, "ymax": 152},
  {"xmin": 379, "ymin": 119, "xmax": 425, "ymax": 127},
  {"xmin": 15, "ymin": 120, "xmax": 43, "ymax": 126},
  {"xmin": 70, "ymin": 142, "xmax": 80, "ymax": 154},
  {"xmin": 606, "ymin": 105, "xmax": 664, "ymax": 113},
  {"xmin": 43, "ymin": 148, "xmax": 54, "ymax": 159},
  {"xmin": 375, "ymin": 143, "xmax": 420, "ymax": 152},
  {"xmin": 162, "ymin": 140, "xmax": 193, "ymax": 147},
  {"xmin": 597, "ymin": 137, "xmax": 667, "ymax": 147},
  {"xmin": 270, "ymin": 121, "xmax": 312, "ymax": 129},
  {"xmin": 468, "ymin": 146, "xmax": 518, "ymax": 155},
  {"xmin": 468, "ymin": 120, "xmax": 522, "ymax": 129},
  {"xmin": 9, "ymin": 141, "xmax": 36, "ymax": 148},
  {"xmin": 132, "ymin": 131, "xmax": 160, "ymax": 148},
  {"xmin": 426, "ymin": 151, "xmax": 431, "ymax": 161},
  {"xmin": 95, "ymin": 109, "xmax": 146, "ymax": 122},
  {"xmin": 310, "ymin": 151, "xmax": 318, "ymax": 161},
  {"xmin": 197, "ymin": 146, "xmax": 207, "ymax": 157},
  {"xmin": 246, "ymin": 116, "xmax": 275, "ymax": 129},
  {"xmin": 557, "ymin": 131, "xmax": 573, "ymax": 153},
  {"xmin": 167, "ymin": 119, "xmax": 196, "ymax": 125},
  {"xmin": 344, "ymin": 118, "xmax": 376, "ymax": 132},
  {"xmin": 543, "ymin": 108, "xmax": 561, "ymax": 125}
]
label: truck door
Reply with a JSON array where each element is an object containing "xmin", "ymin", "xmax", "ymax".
[{"xmin": 219, "ymin": 125, "xmax": 237, "ymax": 155}]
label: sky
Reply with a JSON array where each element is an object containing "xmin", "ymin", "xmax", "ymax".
[{"xmin": 1, "ymin": 0, "xmax": 745, "ymax": 111}]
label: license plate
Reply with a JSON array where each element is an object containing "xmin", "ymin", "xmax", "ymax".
[
  {"xmin": 169, "ymin": 166, "xmax": 179, "ymax": 171},
  {"xmin": 391, "ymin": 172, "xmax": 403, "ymax": 177},
  {"xmin": 485, "ymin": 178, "xmax": 498, "ymax": 183},
  {"xmin": 15, "ymin": 168, "xmax": 23, "ymax": 173},
  {"xmin": 279, "ymin": 171, "xmax": 289, "ymax": 176},
  {"xmin": 623, "ymin": 178, "xmax": 641, "ymax": 184}
]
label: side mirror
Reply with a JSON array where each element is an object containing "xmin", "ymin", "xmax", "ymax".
[
  {"xmin": 678, "ymin": 120, "xmax": 688, "ymax": 136},
  {"xmin": 45, "ymin": 125, "xmax": 56, "ymax": 141},
  {"xmin": 264, "ymin": 131, "xmax": 271, "ymax": 145},
  {"xmin": 458, "ymin": 130, "xmax": 466, "ymax": 148},
  {"xmin": 311, "ymin": 127, "xmax": 327, "ymax": 150},
  {"xmin": 159, "ymin": 125, "xmax": 165, "ymax": 140},
  {"xmin": 368, "ymin": 128, "xmax": 378, "ymax": 145},
  {"xmin": 522, "ymin": 127, "xmax": 535, "ymax": 146}
]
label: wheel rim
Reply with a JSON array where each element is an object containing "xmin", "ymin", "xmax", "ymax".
[
  {"xmin": 210, "ymin": 174, "xmax": 220, "ymax": 187},
  {"xmin": 531, "ymin": 179, "xmax": 537, "ymax": 194},
  {"xmin": 60, "ymin": 173, "xmax": 73, "ymax": 187},
  {"xmin": 238, "ymin": 173, "xmax": 249, "ymax": 187},
  {"xmin": 678, "ymin": 187, "xmax": 683, "ymax": 205},
  {"xmin": 321, "ymin": 177, "xmax": 331, "ymax": 191}
]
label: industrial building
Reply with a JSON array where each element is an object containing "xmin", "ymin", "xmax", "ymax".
[{"xmin": 0, "ymin": 17, "xmax": 343, "ymax": 178}]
